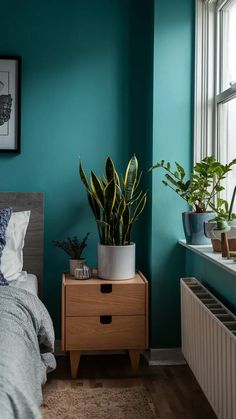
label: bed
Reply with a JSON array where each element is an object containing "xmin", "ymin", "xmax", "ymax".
[{"xmin": 0, "ymin": 192, "xmax": 56, "ymax": 419}]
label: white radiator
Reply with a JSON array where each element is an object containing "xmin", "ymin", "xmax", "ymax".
[{"xmin": 181, "ymin": 277, "xmax": 236, "ymax": 419}]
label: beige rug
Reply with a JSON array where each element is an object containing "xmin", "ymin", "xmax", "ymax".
[{"xmin": 41, "ymin": 386, "xmax": 157, "ymax": 419}]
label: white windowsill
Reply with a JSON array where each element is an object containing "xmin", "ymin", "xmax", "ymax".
[{"xmin": 179, "ymin": 240, "xmax": 236, "ymax": 277}]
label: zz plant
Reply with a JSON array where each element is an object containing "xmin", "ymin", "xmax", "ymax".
[
  {"xmin": 79, "ymin": 155, "xmax": 147, "ymax": 246},
  {"xmin": 150, "ymin": 156, "xmax": 236, "ymax": 213}
]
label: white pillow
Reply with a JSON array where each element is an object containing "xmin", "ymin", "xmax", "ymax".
[{"xmin": 1, "ymin": 211, "xmax": 31, "ymax": 281}]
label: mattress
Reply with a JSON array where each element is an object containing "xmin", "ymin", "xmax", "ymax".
[{"xmin": 9, "ymin": 272, "xmax": 38, "ymax": 296}]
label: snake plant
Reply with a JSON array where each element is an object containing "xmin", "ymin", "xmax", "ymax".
[{"xmin": 79, "ymin": 155, "xmax": 147, "ymax": 245}]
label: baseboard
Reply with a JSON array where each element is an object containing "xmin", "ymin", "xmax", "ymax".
[{"xmin": 144, "ymin": 348, "xmax": 186, "ymax": 366}]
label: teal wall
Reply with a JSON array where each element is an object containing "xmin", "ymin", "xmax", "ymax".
[
  {"xmin": 0, "ymin": 0, "xmax": 153, "ymax": 338},
  {"xmin": 186, "ymin": 251, "xmax": 236, "ymax": 315},
  {"xmin": 150, "ymin": 0, "xmax": 194, "ymax": 347},
  {"xmin": 0, "ymin": 0, "xmax": 196, "ymax": 346},
  {"xmin": 129, "ymin": 0, "xmax": 154, "ymax": 276}
]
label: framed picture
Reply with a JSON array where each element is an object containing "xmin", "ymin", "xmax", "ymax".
[{"xmin": 0, "ymin": 57, "xmax": 21, "ymax": 153}]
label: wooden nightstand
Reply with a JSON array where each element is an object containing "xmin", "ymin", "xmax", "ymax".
[{"xmin": 61, "ymin": 271, "xmax": 149, "ymax": 378}]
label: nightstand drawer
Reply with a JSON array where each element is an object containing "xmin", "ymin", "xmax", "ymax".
[
  {"xmin": 66, "ymin": 283, "xmax": 145, "ymax": 316},
  {"xmin": 65, "ymin": 316, "xmax": 146, "ymax": 350}
]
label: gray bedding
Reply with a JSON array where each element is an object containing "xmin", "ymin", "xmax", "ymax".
[{"xmin": 0, "ymin": 285, "xmax": 56, "ymax": 419}]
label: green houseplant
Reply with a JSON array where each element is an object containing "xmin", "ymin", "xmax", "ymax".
[
  {"xmin": 150, "ymin": 156, "xmax": 236, "ymax": 244},
  {"xmin": 79, "ymin": 155, "xmax": 147, "ymax": 279},
  {"xmin": 204, "ymin": 186, "xmax": 236, "ymax": 251},
  {"xmin": 53, "ymin": 234, "xmax": 90, "ymax": 275},
  {"xmin": 211, "ymin": 186, "xmax": 236, "ymax": 222}
]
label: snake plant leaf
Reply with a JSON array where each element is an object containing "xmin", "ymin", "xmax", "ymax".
[
  {"xmin": 114, "ymin": 221, "xmax": 123, "ymax": 245},
  {"xmin": 90, "ymin": 171, "xmax": 104, "ymax": 207},
  {"xmin": 134, "ymin": 170, "xmax": 143, "ymax": 191},
  {"xmin": 88, "ymin": 194, "xmax": 102, "ymax": 242},
  {"xmin": 116, "ymin": 198, "xmax": 126, "ymax": 221},
  {"xmin": 115, "ymin": 183, "xmax": 123, "ymax": 202},
  {"xmin": 124, "ymin": 155, "xmax": 138, "ymax": 201},
  {"xmin": 105, "ymin": 157, "xmax": 115, "ymax": 183},
  {"xmin": 79, "ymin": 162, "xmax": 90, "ymax": 191},
  {"xmin": 130, "ymin": 193, "xmax": 147, "ymax": 225},
  {"xmin": 122, "ymin": 205, "xmax": 131, "ymax": 244},
  {"xmin": 104, "ymin": 177, "xmax": 116, "ymax": 219},
  {"xmin": 96, "ymin": 220, "xmax": 111, "ymax": 245},
  {"xmin": 114, "ymin": 169, "xmax": 121, "ymax": 189},
  {"xmin": 126, "ymin": 190, "xmax": 142, "ymax": 205},
  {"xmin": 122, "ymin": 203, "xmax": 130, "ymax": 226},
  {"xmin": 88, "ymin": 193, "xmax": 100, "ymax": 219}
]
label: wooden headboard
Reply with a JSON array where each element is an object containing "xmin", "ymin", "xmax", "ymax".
[{"xmin": 0, "ymin": 192, "xmax": 44, "ymax": 296}]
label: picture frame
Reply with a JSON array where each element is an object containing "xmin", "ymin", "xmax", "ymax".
[{"xmin": 0, "ymin": 56, "xmax": 21, "ymax": 153}]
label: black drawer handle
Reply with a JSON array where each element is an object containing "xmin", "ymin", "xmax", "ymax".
[
  {"xmin": 100, "ymin": 315, "xmax": 112, "ymax": 324},
  {"xmin": 100, "ymin": 284, "xmax": 112, "ymax": 293}
]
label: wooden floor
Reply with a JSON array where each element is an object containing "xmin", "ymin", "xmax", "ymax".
[{"xmin": 46, "ymin": 353, "xmax": 217, "ymax": 419}]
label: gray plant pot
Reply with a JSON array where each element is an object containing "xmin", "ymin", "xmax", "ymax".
[
  {"xmin": 97, "ymin": 243, "xmax": 135, "ymax": 280},
  {"xmin": 182, "ymin": 212, "xmax": 214, "ymax": 245}
]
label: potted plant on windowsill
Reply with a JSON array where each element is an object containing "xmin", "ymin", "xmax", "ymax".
[
  {"xmin": 79, "ymin": 155, "xmax": 147, "ymax": 280},
  {"xmin": 204, "ymin": 186, "xmax": 236, "ymax": 251},
  {"xmin": 150, "ymin": 156, "xmax": 236, "ymax": 245},
  {"xmin": 53, "ymin": 234, "xmax": 90, "ymax": 276}
]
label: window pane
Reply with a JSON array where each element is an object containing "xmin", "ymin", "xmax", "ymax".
[
  {"xmin": 218, "ymin": 96, "xmax": 236, "ymax": 212},
  {"xmin": 221, "ymin": 0, "xmax": 236, "ymax": 92}
]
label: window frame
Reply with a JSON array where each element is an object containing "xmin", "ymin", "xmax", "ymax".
[{"xmin": 194, "ymin": 0, "xmax": 236, "ymax": 163}]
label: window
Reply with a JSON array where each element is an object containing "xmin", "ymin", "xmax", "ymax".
[{"xmin": 195, "ymin": 0, "xmax": 236, "ymax": 206}]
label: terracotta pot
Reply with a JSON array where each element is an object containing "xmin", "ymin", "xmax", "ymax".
[{"xmin": 211, "ymin": 238, "xmax": 236, "ymax": 252}]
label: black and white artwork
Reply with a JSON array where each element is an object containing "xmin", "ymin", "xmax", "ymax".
[{"xmin": 0, "ymin": 57, "xmax": 20, "ymax": 153}]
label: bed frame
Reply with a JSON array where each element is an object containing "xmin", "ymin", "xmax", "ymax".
[{"xmin": 0, "ymin": 192, "xmax": 44, "ymax": 297}]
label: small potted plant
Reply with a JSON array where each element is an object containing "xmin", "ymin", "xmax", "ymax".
[
  {"xmin": 53, "ymin": 233, "xmax": 90, "ymax": 276},
  {"xmin": 79, "ymin": 155, "xmax": 147, "ymax": 280},
  {"xmin": 204, "ymin": 186, "xmax": 236, "ymax": 251},
  {"xmin": 150, "ymin": 156, "xmax": 236, "ymax": 245}
]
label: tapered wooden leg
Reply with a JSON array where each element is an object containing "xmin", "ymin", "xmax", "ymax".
[
  {"xmin": 70, "ymin": 351, "xmax": 80, "ymax": 378},
  {"xmin": 128, "ymin": 349, "xmax": 141, "ymax": 371}
]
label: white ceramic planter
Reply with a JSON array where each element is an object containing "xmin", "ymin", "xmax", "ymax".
[{"xmin": 97, "ymin": 243, "xmax": 135, "ymax": 280}]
